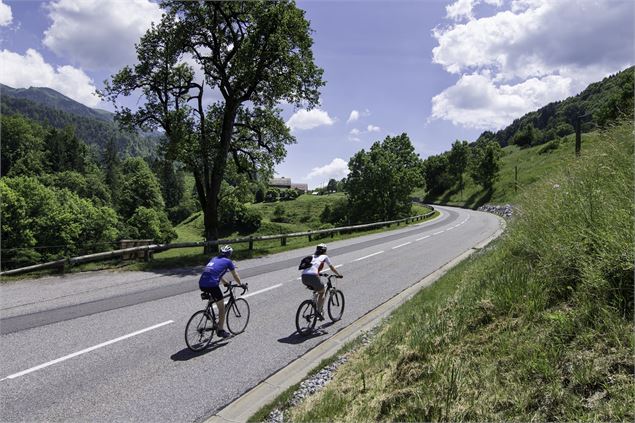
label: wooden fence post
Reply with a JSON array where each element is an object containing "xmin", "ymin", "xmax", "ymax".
[
  {"xmin": 281, "ymin": 236, "xmax": 287, "ymax": 247},
  {"xmin": 248, "ymin": 237, "xmax": 253, "ymax": 251}
]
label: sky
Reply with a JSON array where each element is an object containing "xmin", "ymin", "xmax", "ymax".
[{"xmin": 0, "ymin": 0, "xmax": 633, "ymax": 189}]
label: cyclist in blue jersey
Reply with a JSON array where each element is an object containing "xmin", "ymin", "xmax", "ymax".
[{"xmin": 199, "ymin": 245, "xmax": 244, "ymax": 338}]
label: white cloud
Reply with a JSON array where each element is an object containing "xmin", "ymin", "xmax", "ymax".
[
  {"xmin": 346, "ymin": 108, "xmax": 370, "ymax": 124},
  {"xmin": 306, "ymin": 158, "xmax": 349, "ymax": 180},
  {"xmin": 446, "ymin": 0, "xmax": 502, "ymax": 22},
  {"xmin": 431, "ymin": 73, "xmax": 573, "ymax": 129},
  {"xmin": 431, "ymin": 0, "xmax": 634, "ymax": 129},
  {"xmin": 0, "ymin": 0, "xmax": 12, "ymax": 26},
  {"xmin": 348, "ymin": 128, "xmax": 361, "ymax": 142},
  {"xmin": 0, "ymin": 48, "xmax": 100, "ymax": 107},
  {"xmin": 367, "ymin": 124, "xmax": 380, "ymax": 132},
  {"xmin": 286, "ymin": 108, "xmax": 336, "ymax": 131},
  {"xmin": 43, "ymin": 0, "xmax": 162, "ymax": 70}
]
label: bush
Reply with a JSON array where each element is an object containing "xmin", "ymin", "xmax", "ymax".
[
  {"xmin": 313, "ymin": 223, "xmax": 334, "ymax": 240},
  {"xmin": 236, "ymin": 207, "xmax": 262, "ymax": 234},
  {"xmin": 265, "ymin": 188, "xmax": 280, "ymax": 202},
  {"xmin": 126, "ymin": 207, "xmax": 177, "ymax": 244},
  {"xmin": 271, "ymin": 204, "xmax": 288, "ymax": 223}
]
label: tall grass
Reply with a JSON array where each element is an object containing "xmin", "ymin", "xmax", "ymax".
[{"xmin": 286, "ymin": 122, "xmax": 634, "ymax": 421}]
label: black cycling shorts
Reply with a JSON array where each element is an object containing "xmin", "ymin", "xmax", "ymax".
[
  {"xmin": 201, "ymin": 286, "xmax": 224, "ymax": 302},
  {"xmin": 301, "ymin": 273, "xmax": 324, "ymax": 291}
]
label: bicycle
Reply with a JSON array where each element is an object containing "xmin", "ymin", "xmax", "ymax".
[
  {"xmin": 185, "ymin": 283, "xmax": 250, "ymax": 352},
  {"xmin": 295, "ymin": 273, "xmax": 345, "ymax": 336}
]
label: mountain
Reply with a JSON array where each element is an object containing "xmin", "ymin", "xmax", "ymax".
[
  {"xmin": 476, "ymin": 66, "xmax": 634, "ymax": 148},
  {"xmin": 0, "ymin": 84, "xmax": 160, "ymax": 157}
]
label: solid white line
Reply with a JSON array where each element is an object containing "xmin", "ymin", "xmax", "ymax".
[
  {"xmin": 243, "ymin": 283, "xmax": 283, "ymax": 299},
  {"xmin": 1, "ymin": 321, "xmax": 174, "ymax": 381},
  {"xmin": 416, "ymin": 235, "xmax": 430, "ymax": 241},
  {"xmin": 392, "ymin": 242, "xmax": 411, "ymax": 249},
  {"xmin": 446, "ymin": 227, "xmax": 454, "ymax": 231},
  {"xmin": 455, "ymin": 224, "xmax": 461, "ymax": 228},
  {"xmin": 433, "ymin": 231, "xmax": 444, "ymax": 235},
  {"xmin": 334, "ymin": 264, "xmax": 343, "ymax": 268},
  {"xmin": 353, "ymin": 251, "xmax": 384, "ymax": 261}
]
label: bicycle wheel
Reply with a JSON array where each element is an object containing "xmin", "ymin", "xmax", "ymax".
[
  {"xmin": 295, "ymin": 299, "xmax": 317, "ymax": 336},
  {"xmin": 226, "ymin": 298, "xmax": 250, "ymax": 335},
  {"xmin": 185, "ymin": 310, "xmax": 215, "ymax": 351},
  {"xmin": 327, "ymin": 289, "xmax": 345, "ymax": 322}
]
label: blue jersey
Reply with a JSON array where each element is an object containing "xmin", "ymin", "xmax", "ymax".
[{"xmin": 199, "ymin": 256, "xmax": 235, "ymax": 289}]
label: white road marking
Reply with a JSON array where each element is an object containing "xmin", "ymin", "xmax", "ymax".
[
  {"xmin": 455, "ymin": 224, "xmax": 461, "ymax": 228},
  {"xmin": 243, "ymin": 284, "xmax": 283, "ymax": 299},
  {"xmin": 416, "ymin": 235, "xmax": 430, "ymax": 241},
  {"xmin": 0, "ymin": 320, "xmax": 174, "ymax": 382},
  {"xmin": 334, "ymin": 264, "xmax": 343, "ymax": 268},
  {"xmin": 353, "ymin": 251, "xmax": 384, "ymax": 261},
  {"xmin": 446, "ymin": 227, "xmax": 454, "ymax": 231},
  {"xmin": 433, "ymin": 231, "xmax": 444, "ymax": 235},
  {"xmin": 392, "ymin": 242, "xmax": 411, "ymax": 249}
]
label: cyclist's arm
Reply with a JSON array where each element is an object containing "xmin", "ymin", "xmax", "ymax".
[
  {"xmin": 328, "ymin": 264, "xmax": 342, "ymax": 277},
  {"xmin": 230, "ymin": 269, "xmax": 243, "ymax": 286}
]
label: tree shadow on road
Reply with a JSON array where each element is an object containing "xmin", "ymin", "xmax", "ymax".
[{"xmin": 170, "ymin": 340, "xmax": 230, "ymax": 361}]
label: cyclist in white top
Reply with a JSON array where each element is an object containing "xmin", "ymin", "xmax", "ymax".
[{"xmin": 301, "ymin": 243, "xmax": 342, "ymax": 320}]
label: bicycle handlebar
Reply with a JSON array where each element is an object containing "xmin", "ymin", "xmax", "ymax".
[
  {"xmin": 224, "ymin": 283, "xmax": 248, "ymax": 296},
  {"xmin": 319, "ymin": 273, "xmax": 343, "ymax": 280}
]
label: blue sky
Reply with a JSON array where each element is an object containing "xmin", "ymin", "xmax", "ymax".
[{"xmin": 1, "ymin": 0, "xmax": 633, "ymax": 189}]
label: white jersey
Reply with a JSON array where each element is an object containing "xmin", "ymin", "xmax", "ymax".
[{"xmin": 301, "ymin": 254, "xmax": 331, "ymax": 275}]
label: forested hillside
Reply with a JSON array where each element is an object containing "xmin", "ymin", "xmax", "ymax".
[
  {"xmin": 476, "ymin": 66, "xmax": 634, "ymax": 148},
  {"xmin": 423, "ymin": 66, "xmax": 634, "ymax": 203},
  {"xmin": 0, "ymin": 84, "xmax": 159, "ymax": 157}
]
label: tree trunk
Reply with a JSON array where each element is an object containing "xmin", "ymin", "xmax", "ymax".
[{"xmin": 202, "ymin": 101, "xmax": 239, "ymax": 254}]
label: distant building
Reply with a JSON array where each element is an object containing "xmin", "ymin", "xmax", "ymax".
[{"xmin": 269, "ymin": 177, "xmax": 308, "ymax": 193}]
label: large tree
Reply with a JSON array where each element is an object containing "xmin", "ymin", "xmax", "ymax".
[
  {"xmin": 101, "ymin": 1, "xmax": 323, "ymax": 250},
  {"xmin": 469, "ymin": 141, "xmax": 502, "ymax": 190},
  {"xmin": 447, "ymin": 140, "xmax": 469, "ymax": 200},
  {"xmin": 346, "ymin": 134, "xmax": 424, "ymax": 223}
]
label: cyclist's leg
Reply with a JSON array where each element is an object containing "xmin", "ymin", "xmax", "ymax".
[
  {"xmin": 301, "ymin": 274, "xmax": 325, "ymax": 315},
  {"xmin": 208, "ymin": 286, "xmax": 226, "ymax": 332}
]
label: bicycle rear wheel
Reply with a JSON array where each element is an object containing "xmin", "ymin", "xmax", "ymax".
[
  {"xmin": 295, "ymin": 299, "xmax": 317, "ymax": 336},
  {"xmin": 327, "ymin": 289, "xmax": 345, "ymax": 321},
  {"xmin": 226, "ymin": 298, "xmax": 250, "ymax": 335},
  {"xmin": 185, "ymin": 310, "xmax": 215, "ymax": 351}
]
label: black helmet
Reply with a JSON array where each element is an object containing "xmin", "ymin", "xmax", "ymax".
[{"xmin": 315, "ymin": 243, "xmax": 327, "ymax": 255}]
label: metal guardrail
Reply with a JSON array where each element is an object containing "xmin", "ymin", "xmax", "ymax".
[{"xmin": 0, "ymin": 208, "xmax": 435, "ymax": 277}]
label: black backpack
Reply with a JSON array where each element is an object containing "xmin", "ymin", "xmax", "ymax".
[{"xmin": 298, "ymin": 255, "xmax": 313, "ymax": 270}]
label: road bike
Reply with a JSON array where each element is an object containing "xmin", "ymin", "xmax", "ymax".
[
  {"xmin": 185, "ymin": 283, "xmax": 249, "ymax": 352},
  {"xmin": 295, "ymin": 274, "xmax": 344, "ymax": 336}
]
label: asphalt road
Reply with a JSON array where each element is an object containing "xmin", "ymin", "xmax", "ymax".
[{"xmin": 0, "ymin": 206, "xmax": 502, "ymax": 422}]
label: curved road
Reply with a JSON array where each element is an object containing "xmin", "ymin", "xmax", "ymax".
[{"xmin": 0, "ymin": 206, "xmax": 501, "ymax": 422}]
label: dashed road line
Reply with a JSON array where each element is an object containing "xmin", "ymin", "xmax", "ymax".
[
  {"xmin": 243, "ymin": 284, "xmax": 283, "ymax": 299},
  {"xmin": 392, "ymin": 242, "xmax": 411, "ymax": 249},
  {"xmin": 433, "ymin": 231, "xmax": 444, "ymax": 235},
  {"xmin": 416, "ymin": 235, "xmax": 430, "ymax": 241},
  {"xmin": 353, "ymin": 251, "xmax": 384, "ymax": 262},
  {"xmin": 1, "ymin": 320, "xmax": 174, "ymax": 382}
]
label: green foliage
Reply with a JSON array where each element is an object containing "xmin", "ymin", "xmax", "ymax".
[
  {"xmin": 0, "ymin": 114, "xmax": 47, "ymax": 177},
  {"xmin": 469, "ymin": 141, "xmax": 502, "ymax": 190},
  {"xmin": 39, "ymin": 168, "xmax": 111, "ymax": 206},
  {"xmin": 346, "ymin": 133, "xmax": 424, "ymax": 223},
  {"xmin": 126, "ymin": 207, "xmax": 177, "ymax": 244},
  {"xmin": 44, "ymin": 126, "xmax": 90, "ymax": 173},
  {"xmin": 423, "ymin": 153, "xmax": 453, "ymax": 197},
  {"xmin": 0, "ymin": 177, "xmax": 120, "ymax": 269},
  {"xmin": 326, "ymin": 178, "xmax": 338, "ymax": 192},
  {"xmin": 118, "ymin": 157, "xmax": 165, "ymax": 219},
  {"xmin": 265, "ymin": 188, "xmax": 280, "ymax": 202},
  {"xmin": 271, "ymin": 204, "xmax": 288, "ymax": 223}
]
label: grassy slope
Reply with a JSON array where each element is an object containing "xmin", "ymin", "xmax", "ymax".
[
  {"xmin": 419, "ymin": 133, "xmax": 596, "ymax": 208},
  {"xmin": 285, "ymin": 122, "xmax": 634, "ymax": 421}
]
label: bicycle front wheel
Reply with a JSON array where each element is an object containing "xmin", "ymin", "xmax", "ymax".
[
  {"xmin": 226, "ymin": 298, "xmax": 250, "ymax": 335},
  {"xmin": 295, "ymin": 299, "xmax": 317, "ymax": 336},
  {"xmin": 327, "ymin": 289, "xmax": 345, "ymax": 322},
  {"xmin": 185, "ymin": 310, "xmax": 215, "ymax": 351}
]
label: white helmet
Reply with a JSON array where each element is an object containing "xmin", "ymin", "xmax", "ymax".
[
  {"xmin": 220, "ymin": 245, "xmax": 233, "ymax": 256},
  {"xmin": 315, "ymin": 243, "xmax": 327, "ymax": 255}
]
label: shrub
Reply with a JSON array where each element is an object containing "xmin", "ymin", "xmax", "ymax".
[
  {"xmin": 271, "ymin": 204, "xmax": 288, "ymax": 223},
  {"xmin": 127, "ymin": 207, "xmax": 177, "ymax": 244}
]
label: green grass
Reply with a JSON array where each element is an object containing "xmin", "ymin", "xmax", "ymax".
[
  {"xmin": 281, "ymin": 121, "xmax": 634, "ymax": 422},
  {"xmin": 428, "ymin": 132, "xmax": 596, "ymax": 208}
]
